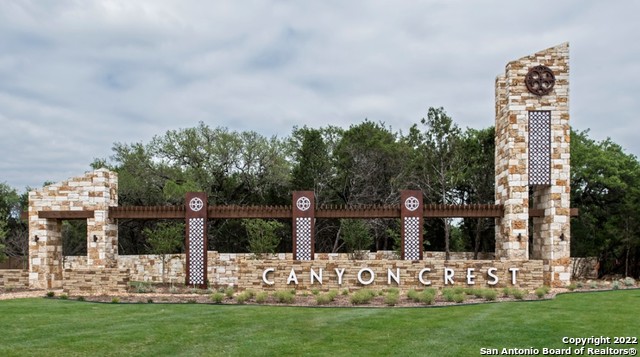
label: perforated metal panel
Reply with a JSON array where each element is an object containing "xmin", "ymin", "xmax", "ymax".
[
  {"xmin": 403, "ymin": 216, "xmax": 421, "ymax": 260},
  {"xmin": 529, "ymin": 111, "xmax": 551, "ymax": 185},
  {"xmin": 295, "ymin": 217, "xmax": 312, "ymax": 260},
  {"xmin": 188, "ymin": 217, "xmax": 205, "ymax": 285}
]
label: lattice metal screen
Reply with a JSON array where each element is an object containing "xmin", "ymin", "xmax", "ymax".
[
  {"xmin": 295, "ymin": 217, "xmax": 312, "ymax": 260},
  {"xmin": 403, "ymin": 216, "xmax": 421, "ymax": 260},
  {"xmin": 529, "ymin": 111, "xmax": 551, "ymax": 185},
  {"xmin": 188, "ymin": 217, "xmax": 205, "ymax": 285}
]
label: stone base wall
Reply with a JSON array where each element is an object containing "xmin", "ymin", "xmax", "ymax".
[
  {"xmin": 62, "ymin": 268, "xmax": 130, "ymax": 295},
  {"xmin": 57, "ymin": 251, "xmax": 545, "ymax": 293},
  {"xmin": 238, "ymin": 259, "xmax": 543, "ymax": 292},
  {"xmin": 0, "ymin": 270, "xmax": 29, "ymax": 289}
]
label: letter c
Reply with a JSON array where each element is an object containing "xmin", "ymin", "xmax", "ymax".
[{"xmin": 262, "ymin": 268, "xmax": 275, "ymax": 285}]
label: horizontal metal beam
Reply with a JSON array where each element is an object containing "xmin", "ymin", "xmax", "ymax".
[{"xmin": 37, "ymin": 211, "xmax": 95, "ymax": 219}]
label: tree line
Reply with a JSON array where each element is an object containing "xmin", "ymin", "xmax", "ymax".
[{"xmin": 1, "ymin": 107, "xmax": 638, "ymax": 278}]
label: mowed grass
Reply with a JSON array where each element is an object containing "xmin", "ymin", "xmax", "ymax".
[{"xmin": 1, "ymin": 290, "xmax": 638, "ymax": 357}]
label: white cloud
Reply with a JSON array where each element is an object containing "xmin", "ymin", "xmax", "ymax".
[{"xmin": 1, "ymin": 0, "xmax": 639, "ymax": 190}]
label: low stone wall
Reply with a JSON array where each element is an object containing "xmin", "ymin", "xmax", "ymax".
[
  {"xmin": 0, "ymin": 270, "xmax": 29, "ymax": 289},
  {"xmin": 58, "ymin": 251, "xmax": 545, "ymax": 292},
  {"xmin": 237, "ymin": 259, "xmax": 543, "ymax": 292},
  {"xmin": 62, "ymin": 268, "xmax": 130, "ymax": 295}
]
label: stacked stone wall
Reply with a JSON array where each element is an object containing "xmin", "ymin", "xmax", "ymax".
[
  {"xmin": 0, "ymin": 270, "xmax": 29, "ymax": 289},
  {"xmin": 28, "ymin": 169, "xmax": 118, "ymax": 289},
  {"xmin": 62, "ymin": 268, "xmax": 129, "ymax": 295}
]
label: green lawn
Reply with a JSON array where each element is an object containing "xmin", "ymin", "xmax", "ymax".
[{"xmin": 1, "ymin": 290, "xmax": 638, "ymax": 357}]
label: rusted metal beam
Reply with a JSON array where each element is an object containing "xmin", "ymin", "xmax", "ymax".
[
  {"xmin": 109, "ymin": 206, "xmax": 185, "ymax": 219},
  {"xmin": 208, "ymin": 205, "xmax": 292, "ymax": 219},
  {"xmin": 38, "ymin": 210, "xmax": 95, "ymax": 219},
  {"xmin": 424, "ymin": 204, "xmax": 504, "ymax": 218}
]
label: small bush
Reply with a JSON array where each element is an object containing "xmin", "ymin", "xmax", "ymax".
[
  {"xmin": 511, "ymin": 289, "xmax": 525, "ymax": 300},
  {"xmin": 327, "ymin": 290, "xmax": 339, "ymax": 300},
  {"xmin": 567, "ymin": 283, "xmax": 577, "ymax": 291},
  {"xmin": 535, "ymin": 287, "xmax": 547, "ymax": 299},
  {"xmin": 341, "ymin": 289, "xmax": 349, "ymax": 296},
  {"xmin": 407, "ymin": 289, "xmax": 420, "ymax": 302},
  {"xmin": 386, "ymin": 288, "xmax": 399, "ymax": 295},
  {"xmin": 274, "ymin": 290, "xmax": 295, "ymax": 304},
  {"xmin": 452, "ymin": 286, "xmax": 465, "ymax": 295},
  {"xmin": 350, "ymin": 289, "xmax": 376, "ymax": 305},
  {"xmin": 60, "ymin": 294, "xmax": 69, "ymax": 300},
  {"xmin": 453, "ymin": 294, "xmax": 465, "ymax": 303},
  {"xmin": 311, "ymin": 288, "xmax": 321, "ymax": 295},
  {"xmin": 472, "ymin": 289, "xmax": 485, "ymax": 299},
  {"xmin": 210, "ymin": 292, "xmax": 225, "ymax": 304},
  {"xmin": 541, "ymin": 285, "xmax": 551, "ymax": 294},
  {"xmin": 236, "ymin": 291, "xmax": 252, "ymax": 304},
  {"xmin": 225, "ymin": 287, "xmax": 235, "ymax": 298},
  {"xmin": 77, "ymin": 296, "xmax": 85, "ymax": 302},
  {"xmin": 624, "ymin": 277, "xmax": 635, "ymax": 287},
  {"xmin": 316, "ymin": 294, "xmax": 332, "ymax": 305},
  {"xmin": 129, "ymin": 281, "xmax": 155, "ymax": 293},
  {"xmin": 502, "ymin": 287, "xmax": 511, "ymax": 297},
  {"xmin": 483, "ymin": 289, "xmax": 497, "ymax": 301},
  {"xmin": 169, "ymin": 286, "xmax": 179, "ymax": 294},
  {"xmin": 147, "ymin": 299, "xmax": 154, "ymax": 304},
  {"xmin": 442, "ymin": 288, "xmax": 456, "ymax": 302},
  {"xmin": 576, "ymin": 281, "xmax": 584, "ymax": 288},
  {"xmin": 45, "ymin": 291, "xmax": 55, "ymax": 298},
  {"xmin": 111, "ymin": 297, "xmax": 120, "ymax": 304},
  {"xmin": 384, "ymin": 293, "xmax": 399, "ymax": 306},
  {"xmin": 612, "ymin": 281, "xmax": 620, "ymax": 290},
  {"xmin": 589, "ymin": 281, "xmax": 598, "ymax": 289},
  {"xmin": 186, "ymin": 299, "xmax": 197, "ymax": 304},
  {"xmin": 255, "ymin": 292, "xmax": 268, "ymax": 304},
  {"xmin": 419, "ymin": 291, "xmax": 435, "ymax": 305}
]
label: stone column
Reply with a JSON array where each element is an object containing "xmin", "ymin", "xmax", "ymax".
[{"xmin": 495, "ymin": 43, "xmax": 571, "ymax": 286}]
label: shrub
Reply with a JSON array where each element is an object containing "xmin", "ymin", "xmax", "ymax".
[
  {"xmin": 186, "ymin": 299, "xmax": 197, "ymax": 304},
  {"xmin": 341, "ymin": 289, "xmax": 349, "ymax": 296},
  {"xmin": 169, "ymin": 286, "xmax": 179, "ymax": 294},
  {"xmin": 407, "ymin": 289, "xmax": 420, "ymax": 302},
  {"xmin": 311, "ymin": 288, "xmax": 321, "ymax": 295},
  {"xmin": 45, "ymin": 291, "xmax": 55, "ymax": 298},
  {"xmin": 483, "ymin": 289, "xmax": 497, "ymax": 301},
  {"xmin": 316, "ymin": 294, "xmax": 332, "ymax": 305},
  {"xmin": 111, "ymin": 297, "xmax": 120, "ymax": 304},
  {"xmin": 242, "ymin": 219, "xmax": 284, "ymax": 257},
  {"xmin": 624, "ymin": 277, "xmax": 635, "ymax": 287},
  {"xmin": 77, "ymin": 296, "xmax": 85, "ymax": 302},
  {"xmin": 502, "ymin": 287, "xmax": 511, "ymax": 297},
  {"xmin": 327, "ymin": 290, "xmax": 339, "ymax": 300},
  {"xmin": 589, "ymin": 281, "xmax": 598, "ymax": 289},
  {"xmin": 453, "ymin": 294, "xmax": 465, "ymax": 303},
  {"xmin": 612, "ymin": 281, "xmax": 620, "ymax": 290},
  {"xmin": 541, "ymin": 285, "xmax": 551, "ymax": 294},
  {"xmin": 442, "ymin": 288, "xmax": 456, "ymax": 302},
  {"xmin": 567, "ymin": 283, "xmax": 577, "ymax": 291},
  {"xmin": 511, "ymin": 289, "xmax": 525, "ymax": 300},
  {"xmin": 255, "ymin": 292, "xmax": 268, "ymax": 304},
  {"xmin": 147, "ymin": 299, "xmax": 154, "ymax": 304},
  {"xmin": 129, "ymin": 281, "xmax": 155, "ymax": 293},
  {"xmin": 210, "ymin": 292, "xmax": 225, "ymax": 304},
  {"xmin": 452, "ymin": 286, "xmax": 465, "ymax": 295},
  {"xmin": 60, "ymin": 294, "xmax": 69, "ymax": 300},
  {"xmin": 340, "ymin": 219, "xmax": 373, "ymax": 259},
  {"xmin": 274, "ymin": 290, "xmax": 295, "ymax": 304},
  {"xmin": 386, "ymin": 288, "xmax": 399, "ymax": 295},
  {"xmin": 384, "ymin": 293, "xmax": 399, "ymax": 306},
  {"xmin": 472, "ymin": 289, "xmax": 485, "ymax": 298},
  {"xmin": 224, "ymin": 287, "xmax": 235, "ymax": 299},
  {"xmin": 236, "ymin": 291, "xmax": 252, "ymax": 304},
  {"xmin": 419, "ymin": 291, "xmax": 435, "ymax": 305},
  {"xmin": 535, "ymin": 287, "xmax": 547, "ymax": 299},
  {"xmin": 576, "ymin": 282, "xmax": 583, "ymax": 288},
  {"xmin": 350, "ymin": 289, "xmax": 376, "ymax": 305}
]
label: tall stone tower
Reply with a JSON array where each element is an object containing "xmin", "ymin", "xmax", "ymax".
[{"xmin": 495, "ymin": 43, "xmax": 571, "ymax": 286}]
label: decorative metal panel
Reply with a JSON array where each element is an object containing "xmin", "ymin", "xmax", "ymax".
[
  {"xmin": 403, "ymin": 216, "xmax": 421, "ymax": 260},
  {"xmin": 529, "ymin": 111, "xmax": 551, "ymax": 185},
  {"xmin": 400, "ymin": 191, "xmax": 423, "ymax": 260},
  {"xmin": 185, "ymin": 192, "xmax": 207, "ymax": 287},
  {"xmin": 292, "ymin": 191, "xmax": 315, "ymax": 261},
  {"xmin": 187, "ymin": 217, "xmax": 205, "ymax": 285},
  {"xmin": 295, "ymin": 217, "xmax": 312, "ymax": 260}
]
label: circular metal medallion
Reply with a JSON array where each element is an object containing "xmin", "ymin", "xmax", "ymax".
[
  {"xmin": 189, "ymin": 197, "xmax": 204, "ymax": 212},
  {"xmin": 525, "ymin": 65, "xmax": 555, "ymax": 96},
  {"xmin": 296, "ymin": 197, "xmax": 311, "ymax": 212},
  {"xmin": 404, "ymin": 196, "xmax": 420, "ymax": 212}
]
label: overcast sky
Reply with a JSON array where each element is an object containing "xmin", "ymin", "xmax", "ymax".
[{"xmin": 1, "ymin": 1, "xmax": 638, "ymax": 191}]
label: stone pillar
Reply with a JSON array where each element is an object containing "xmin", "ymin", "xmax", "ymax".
[
  {"xmin": 292, "ymin": 191, "xmax": 315, "ymax": 260},
  {"xmin": 28, "ymin": 169, "xmax": 119, "ymax": 289},
  {"xmin": 400, "ymin": 190, "xmax": 423, "ymax": 260},
  {"xmin": 495, "ymin": 43, "xmax": 571, "ymax": 286}
]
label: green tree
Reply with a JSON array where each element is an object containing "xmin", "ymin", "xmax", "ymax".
[
  {"xmin": 143, "ymin": 222, "xmax": 184, "ymax": 283},
  {"xmin": 339, "ymin": 219, "xmax": 373, "ymax": 259},
  {"xmin": 242, "ymin": 219, "xmax": 284, "ymax": 257}
]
